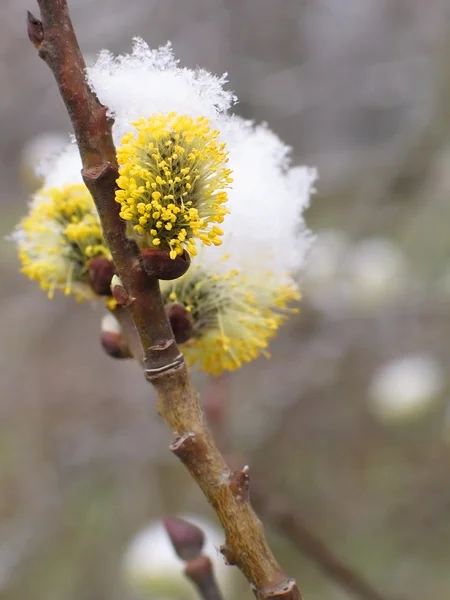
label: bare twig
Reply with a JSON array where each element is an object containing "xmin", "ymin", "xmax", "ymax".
[
  {"xmin": 204, "ymin": 375, "xmax": 398, "ymax": 600},
  {"xmin": 27, "ymin": 2, "xmax": 303, "ymax": 598}
]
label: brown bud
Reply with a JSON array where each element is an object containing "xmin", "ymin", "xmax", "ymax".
[
  {"xmin": 111, "ymin": 275, "xmax": 135, "ymax": 307},
  {"xmin": 229, "ymin": 465, "xmax": 250, "ymax": 502},
  {"xmin": 88, "ymin": 257, "xmax": 116, "ymax": 296},
  {"xmin": 163, "ymin": 516, "xmax": 205, "ymax": 561},
  {"xmin": 165, "ymin": 303, "xmax": 194, "ymax": 344},
  {"xmin": 219, "ymin": 544, "xmax": 236, "ymax": 566},
  {"xmin": 27, "ymin": 12, "xmax": 44, "ymax": 48},
  {"xmin": 141, "ymin": 248, "xmax": 190, "ymax": 280},
  {"xmin": 100, "ymin": 331, "xmax": 132, "ymax": 359}
]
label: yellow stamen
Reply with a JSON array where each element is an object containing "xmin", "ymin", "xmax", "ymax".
[
  {"xmin": 115, "ymin": 113, "xmax": 231, "ymax": 259},
  {"xmin": 161, "ymin": 265, "xmax": 300, "ymax": 375},
  {"xmin": 16, "ymin": 184, "xmax": 111, "ymax": 302}
]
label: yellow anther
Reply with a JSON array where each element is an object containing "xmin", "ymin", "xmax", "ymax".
[{"xmin": 115, "ymin": 112, "xmax": 231, "ymax": 258}]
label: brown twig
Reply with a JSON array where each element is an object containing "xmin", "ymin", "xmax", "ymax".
[
  {"xmin": 27, "ymin": 2, "xmax": 303, "ymax": 598},
  {"xmin": 203, "ymin": 375, "xmax": 397, "ymax": 600}
]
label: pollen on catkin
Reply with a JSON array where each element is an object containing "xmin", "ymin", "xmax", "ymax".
[
  {"xmin": 161, "ymin": 264, "xmax": 300, "ymax": 375},
  {"xmin": 16, "ymin": 184, "xmax": 111, "ymax": 300},
  {"xmin": 115, "ymin": 112, "xmax": 232, "ymax": 259}
]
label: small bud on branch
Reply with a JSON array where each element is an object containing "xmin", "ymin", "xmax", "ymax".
[
  {"xmin": 100, "ymin": 312, "xmax": 132, "ymax": 358},
  {"xmin": 110, "ymin": 274, "xmax": 135, "ymax": 307},
  {"xmin": 229, "ymin": 465, "xmax": 250, "ymax": 503},
  {"xmin": 27, "ymin": 12, "xmax": 44, "ymax": 48},
  {"xmin": 141, "ymin": 247, "xmax": 191, "ymax": 280},
  {"xmin": 100, "ymin": 330, "xmax": 132, "ymax": 359},
  {"xmin": 163, "ymin": 516, "xmax": 205, "ymax": 561},
  {"xmin": 165, "ymin": 303, "xmax": 194, "ymax": 344},
  {"xmin": 88, "ymin": 256, "xmax": 115, "ymax": 296}
]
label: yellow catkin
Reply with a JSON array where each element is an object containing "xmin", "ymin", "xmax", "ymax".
[
  {"xmin": 115, "ymin": 113, "xmax": 232, "ymax": 259},
  {"xmin": 17, "ymin": 184, "xmax": 111, "ymax": 300},
  {"xmin": 161, "ymin": 265, "xmax": 300, "ymax": 375}
]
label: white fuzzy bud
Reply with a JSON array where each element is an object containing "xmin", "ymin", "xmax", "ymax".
[
  {"xmin": 346, "ymin": 238, "xmax": 407, "ymax": 310},
  {"xmin": 368, "ymin": 354, "xmax": 444, "ymax": 423}
]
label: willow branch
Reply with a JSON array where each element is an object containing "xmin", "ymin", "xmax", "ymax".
[{"xmin": 27, "ymin": 2, "xmax": 303, "ymax": 598}]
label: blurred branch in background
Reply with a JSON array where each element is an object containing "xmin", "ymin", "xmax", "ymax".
[
  {"xmin": 251, "ymin": 488, "xmax": 395, "ymax": 600},
  {"xmin": 204, "ymin": 375, "xmax": 397, "ymax": 600}
]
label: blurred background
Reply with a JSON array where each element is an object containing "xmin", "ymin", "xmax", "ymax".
[{"xmin": 1, "ymin": 0, "xmax": 450, "ymax": 598}]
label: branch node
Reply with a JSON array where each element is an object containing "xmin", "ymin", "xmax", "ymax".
[
  {"xmin": 111, "ymin": 275, "xmax": 135, "ymax": 307},
  {"xmin": 229, "ymin": 465, "xmax": 250, "ymax": 502},
  {"xmin": 149, "ymin": 338, "xmax": 176, "ymax": 352},
  {"xmin": 26, "ymin": 11, "xmax": 44, "ymax": 48},
  {"xmin": 170, "ymin": 431, "xmax": 197, "ymax": 454},
  {"xmin": 145, "ymin": 353, "xmax": 185, "ymax": 381},
  {"xmin": 219, "ymin": 544, "xmax": 236, "ymax": 566},
  {"xmin": 82, "ymin": 162, "xmax": 118, "ymax": 184},
  {"xmin": 260, "ymin": 578, "xmax": 300, "ymax": 600}
]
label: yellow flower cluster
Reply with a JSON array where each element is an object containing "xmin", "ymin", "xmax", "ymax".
[
  {"xmin": 17, "ymin": 184, "xmax": 110, "ymax": 300},
  {"xmin": 161, "ymin": 265, "xmax": 300, "ymax": 375},
  {"xmin": 115, "ymin": 113, "xmax": 232, "ymax": 259}
]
